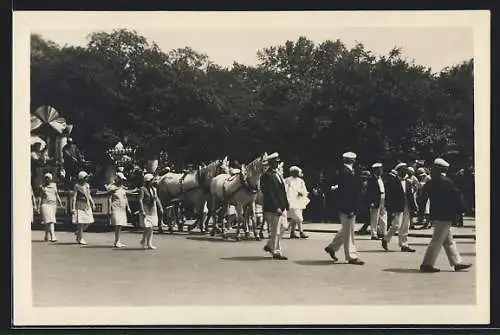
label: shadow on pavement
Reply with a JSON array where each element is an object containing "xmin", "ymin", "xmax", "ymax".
[
  {"xmin": 31, "ymin": 240, "xmax": 48, "ymax": 243},
  {"xmin": 220, "ymin": 256, "xmax": 271, "ymax": 261},
  {"xmin": 358, "ymin": 250, "xmax": 395, "ymax": 253},
  {"xmin": 384, "ymin": 268, "xmax": 454, "ymax": 273},
  {"xmin": 112, "ymin": 248, "xmax": 149, "ymax": 251},
  {"xmin": 294, "ymin": 260, "xmax": 343, "ymax": 266},
  {"xmin": 50, "ymin": 242, "xmax": 77, "ymax": 246},
  {"xmin": 186, "ymin": 236, "xmax": 242, "ymax": 243},
  {"xmin": 461, "ymin": 252, "xmax": 476, "ymax": 256}
]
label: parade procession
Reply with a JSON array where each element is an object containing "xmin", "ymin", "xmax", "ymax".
[
  {"xmin": 26, "ymin": 27, "xmax": 478, "ymax": 309},
  {"xmin": 30, "ymin": 104, "xmax": 474, "ymax": 272}
]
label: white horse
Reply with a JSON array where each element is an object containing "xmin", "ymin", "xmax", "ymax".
[
  {"xmin": 208, "ymin": 153, "xmax": 268, "ymax": 240},
  {"xmin": 156, "ymin": 157, "xmax": 229, "ymax": 233}
]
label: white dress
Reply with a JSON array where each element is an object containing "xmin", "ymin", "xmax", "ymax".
[
  {"xmin": 72, "ymin": 183, "xmax": 95, "ymax": 224},
  {"xmin": 108, "ymin": 185, "xmax": 128, "ymax": 226},
  {"xmin": 40, "ymin": 182, "xmax": 58, "ymax": 224},
  {"xmin": 140, "ymin": 186, "xmax": 159, "ymax": 228}
]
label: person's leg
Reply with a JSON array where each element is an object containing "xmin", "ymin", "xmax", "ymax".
[
  {"xmin": 421, "ymin": 220, "xmax": 449, "ymax": 268},
  {"xmin": 378, "ymin": 200, "xmax": 388, "ymax": 237},
  {"xmin": 442, "ymin": 224, "xmax": 464, "ymax": 266},
  {"xmin": 48, "ymin": 222, "xmax": 57, "ymax": 242},
  {"xmin": 114, "ymin": 225, "xmax": 121, "ymax": 247},
  {"xmin": 384, "ymin": 212, "xmax": 402, "ymax": 244},
  {"xmin": 344, "ymin": 215, "xmax": 359, "ymax": 261},
  {"xmin": 264, "ymin": 213, "xmax": 279, "ymax": 253},
  {"xmin": 44, "ymin": 222, "xmax": 50, "ymax": 241},
  {"xmin": 398, "ymin": 208, "xmax": 411, "ymax": 248},
  {"xmin": 77, "ymin": 224, "xmax": 86, "ymax": 244},
  {"xmin": 147, "ymin": 227, "xmax": 156, "ymax": 249},
  {"xmin": 369, "ymin": 206, "xmax": 380, "ymax": 238}
]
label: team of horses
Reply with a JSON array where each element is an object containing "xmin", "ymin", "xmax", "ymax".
[{"xmin": 155, "ymin": 153, "xmax": 280, "ymax": 241}]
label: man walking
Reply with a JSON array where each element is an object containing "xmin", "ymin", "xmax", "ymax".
[
  {"xmin": 366, "ymin": 162, "xmax": 387, "ymax": 240},
  {"xmin": 261, "ymin": 152, "xmax": 289, "ymax": 260},
  {"xmin": 419, "ymin": 158, "xmax": 472, "ymax": 273},
  {"xmin": 324, "ymin": 152, "xmax": 364, "ymax": 265},
  {"xmin": 285, "ymin": 166, "xmax": 309, "ymax": 239},
  {"xmin": 381, "ymin": 163, "xmax": 417, "ymax": 252}
]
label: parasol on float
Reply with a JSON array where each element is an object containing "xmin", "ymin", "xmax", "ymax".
[{"xmin": 31, "ymin": 105, "xmax": 67, "ymax": 134}]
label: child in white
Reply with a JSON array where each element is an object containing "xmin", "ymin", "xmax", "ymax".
[{"xmin": 285, "ymin": 166, "xmax": 310, "ymax": 239}]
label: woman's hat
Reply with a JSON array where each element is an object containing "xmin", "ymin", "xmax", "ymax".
[
  {"xmin": 44, "ymin": 172, "xmax": 53, "ymax": 179},
  {"xmin": 289, "ymin": 166, "xmax": 301, "ymax": 173},
  {"xmin": 144, "ymin": 173, "xmax": 154, "ymax": 182},
  {"xmin": 77, "ymin": 171, "xmax": 88, "ymax": 180}
]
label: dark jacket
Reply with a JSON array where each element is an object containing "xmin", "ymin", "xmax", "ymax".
[
  {"xmin": 385, "ymin": 173, "xmax": 418, "ymax": 213},
  {"xmin": 337, "ymin": 165, "xmax": 361, "ymax": 215},
  {"xmin": 139, "ymin": 185, "xmax": 159, "ymax": 207},
  {"xmin": 366, "ymin": 175, "xmax": 386, "ymax": 208},
  {"xmin": 418, "ymin": 173, "xmax": 467, "ymax": 221},
  {"xmin": 260, "ymin": 170, "xmax": 289, "ymax": 213}
]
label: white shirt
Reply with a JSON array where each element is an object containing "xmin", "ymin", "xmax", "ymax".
[
  {"xmin": 377, "ymin": 177, "xmax": 385, "ymax": 193},
  {"xmin": 285, "ymin": 176, "xmax": 309, "ymax": 210},
  {"xmin": 401, "ymin": 179, "xmax": 406, "ymax": 193}
]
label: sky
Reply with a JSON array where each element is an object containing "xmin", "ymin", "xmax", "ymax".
[{"xmin": 37, "ymin": 27, "xmax": 473, "ymax": 73}]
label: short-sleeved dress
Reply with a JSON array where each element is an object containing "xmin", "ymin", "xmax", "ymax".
[
  {"xmin": 108, "ymin": 184, "xmax": 129, "ymax": 226},
  {"xmin": 40, "ymin": 182, "xmax": 58, "ymax": 224},
  {"xmin": 72, "ymin": 183, "xmax": 94, "ymax": 224},
  {"xmin": 140, "ymin": 186, "xmax": 159, "ymax": 228}
]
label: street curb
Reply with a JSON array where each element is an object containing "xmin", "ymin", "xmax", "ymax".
[{"xmin": 303, "ymin": 229, "xmax": 475, "ymax": 239}]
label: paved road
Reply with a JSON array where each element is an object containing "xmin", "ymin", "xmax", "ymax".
[{"xmin": 32, "ymin": 230, "xmax": 476, "ymax": 307}]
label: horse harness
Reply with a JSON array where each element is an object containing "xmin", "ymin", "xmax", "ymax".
[{"xmin": 222, "ymin": 171, "xmax": 259, "ymax": 201}]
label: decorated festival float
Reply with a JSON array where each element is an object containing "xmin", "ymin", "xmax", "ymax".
[{"xmin": 31, "ymin": 105, "xmax": 141, "ymax": 229}]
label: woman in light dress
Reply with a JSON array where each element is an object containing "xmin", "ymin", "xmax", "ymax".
[
  {"xmin": 105, "ymin": 172, "xmax": 131, "ymax": 248},
  {"xmin": 139, "ymin": 173, "xmax": 163, "ymax": 249},
  {"xmin": 37, "ymin": 173, "xmax": 64, "ymax": 242},
  {"xmin": 285, "ymin": 166, "xmax": 310, "ymax": 239},
  {"xmin": 71, "ymin": 171, "xmax": 96, "ymax": 245}
]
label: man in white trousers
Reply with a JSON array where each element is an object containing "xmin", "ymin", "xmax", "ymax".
[
  {"xmin": 324, "ymin": 152, "xmax": 364, "ymax": 265},
  {"xmin": 261, "ymin": 152, "xmax": 289, "ymax": 260},
  {"xmin": 285, "ymin": 166, "xmax": 309, "ymax": 239},
  {"xmin": 366, "ymin": 162, "xmax": 387, "ymax": 240},
  {"xmin": 381, "ymin": 163, "xmax": 417, "ymax": 252},
  {"xmin": 419, "ymin": 158, "xmax": 472, "ymax": 272}
]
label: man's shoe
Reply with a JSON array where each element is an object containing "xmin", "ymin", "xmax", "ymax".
[
  {"xmin": 324, "ymin": 246, "xmax": 338, "ymax": 262},
  {"xmin": 299, "ymin": 233, "xmax": 309, "ymax": 239},
  {"xmin": 263, "ymin": 245, "xmax": 272, "ymax": 253},
  {"xmin": 348, "ymin": 258, "xmax": 365, "ymax": 265},
  {"xmin": 454, "ymin": 263, "xmax": 473, "ymax": 272},
  {"xmin": 272, "ymin": 254, "xmax": 288, "ymax": 260},
  {"xmin": 371, "ymin": 236, "xmax": 380, "ymax": 240},
  {"xmin": 381, "ymin": 239, "xmax": 389, "ymax": 251},
  {"xmin": 290, "ymin": 234, "xmax": 299, "ymax": 239},
  {"xmin": 401, "ymin": 246, "xmax": 416, "ymax": 252},
  {"xmin": 420, "ymin": 265, "xmax": 440, "ymax": 273}
]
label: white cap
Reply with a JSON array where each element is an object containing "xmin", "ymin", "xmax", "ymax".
[
  {"xmin": 44, "ymin": 172, "xmax": 53, "ymax": 179},
  {"xmin": 394, "ymin": 162, "xmax": 407, "ymax": 171},
  {"xmin": 77, "ymin": 171, "xmax": 88, "ymax": 180},
  {"xmin": 230, "ymin": 168, "xmax": 241, "ymax": 174},
  {"xmin": 434, "ymin": 158, "xmax": 450, "ymax": 168},
  {"xmin": 289, "ymin": 166, "xmax": 301, "ymax": 172},
  {"xmin": 407, "ymin": 167, "xmax": 415, "ymax": 173},
  {"xmin": 116, "ymin": 172, "xmax": 127, "ymax": 180},
  {"xmin": 371, "ymin": 162, "xmax": 383, "ymax": 168},
  {"xmin": 144, "ymin": 173, "xmax": 154, "ymax": 182},
  {"xmin": 117, "ymin": 166, "xmax": 124, "ymax": 172},
  {"xmin": 416, "ymin": 167, "xmax": 427, "ymax": 176},
  {"xmin": 266, "ymin": 152, "xmax": 280, "ymax": 161},
  {"xmin": 342, "ymin": 152, "xmax": 357, "ymax": 159}
]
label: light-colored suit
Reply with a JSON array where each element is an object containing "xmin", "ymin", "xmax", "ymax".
[{"xmin": 285, "ymin": 176, "xmax": 309, "ymax": 234}]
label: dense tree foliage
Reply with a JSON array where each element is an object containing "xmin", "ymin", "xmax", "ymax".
[{"xmin": 30, "ymin": 29, "xmax": 474, "ymax": 179}]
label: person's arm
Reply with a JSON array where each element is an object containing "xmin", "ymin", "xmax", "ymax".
[
  {"xmin": 71, "ymin": 186, "xmax": 77, "ymax": 213},
  {"xmin": 86, "ymin": 185, "xmax": 96, "ymax": 210},
  {"xmin": 417, "ymin": 181, "xmax": 430, "ymax": 216},
  {"xmin": 125, "ymin": 194, "xmax": 131, "ymax": 213},
  {"xmin": 138, "ymin": 188, "xmax": 146, "ymax": 216},
  {"xmin": 55, "ymin": 185, "xmax": 64, "ymax": 208},
  {"xmin": 155, "ymin": 189, "xmax": 163, "ymax": 214}
]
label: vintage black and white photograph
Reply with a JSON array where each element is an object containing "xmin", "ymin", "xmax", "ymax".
[{"xmin": 13, "ymin": 11, "xmax": 490, "ymax": 325}]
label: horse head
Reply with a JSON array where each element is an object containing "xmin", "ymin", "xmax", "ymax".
[{"xmin": 241, "ymin": 155, "xmax": 267, "ymax": 191}]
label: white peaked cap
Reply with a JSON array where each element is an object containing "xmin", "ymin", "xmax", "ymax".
[
  {"xmin": 394, "ymin": 162, "xmax": 407, "ymax": 171},
  {"xmin": 407, "ymin": 167, "xmax": 415, "ymax": 173},
  {"xmin": 44, "ymin": 172, "xmax": 53, "ymax": 179},
  {"xmin": 78, "ymin": 171, "xmax": 88, "ymax": 180},
  {"xmin": 116, "ymin": 172, "xmax": 127, "ymax": 180},
  {"xmin": 342, "ymin": 152, "xmax": 357, "ymax": 159},
  {"xmin": 144, "ymin": 173, "xmax": 154, "ymax": 181},
  {"xmin": 230, "ymin": 168, "xmax": 241, "ymax": 174},
  {"xmin": 371, "ymin": 162, "xmax": 383, "ymax": 168},
  {"xmin": 289, "ymin": 166, "xmax": 301, "ymax": 172},
  {"xmin": 434, "ymin": 158, "xmax": 450, "ymax": 167},
  {"xmin": 267, "ymin": 152, "xmax": 280, "ymax": 160}
]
